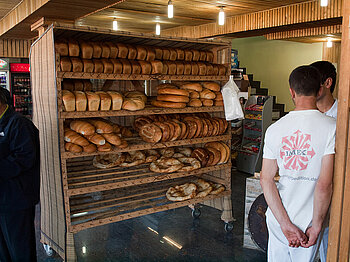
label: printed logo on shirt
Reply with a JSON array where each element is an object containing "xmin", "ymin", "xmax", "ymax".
[{"xmin": 280, "ymin": 130, "xmax": 315, "ymax": 171}]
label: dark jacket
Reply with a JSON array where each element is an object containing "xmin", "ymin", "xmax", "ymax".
[{"xmin": 0, "ymin": 107, "xmax": 40, "ymax": 212}]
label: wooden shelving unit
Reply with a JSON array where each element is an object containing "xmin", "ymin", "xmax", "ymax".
[{"xmin": 30, "ymin": 23, "xmax": 232, "ymax": 261}]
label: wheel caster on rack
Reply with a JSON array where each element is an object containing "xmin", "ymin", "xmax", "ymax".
[
  {"xmin": 43, "ymin": 243, "xmax": 55, "ymax": 257},
  {"xmin": 191, "ymin": 208, "xmax": 201, "ymax": 219},
  {"xmin": 224, "ymin": 222, "xmax": 234, "ymax": 232}
]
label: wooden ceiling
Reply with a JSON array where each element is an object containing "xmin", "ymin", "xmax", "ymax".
[
  {"xmin": 77, "ymin": 0, "xmax": 313, "ymax": 33},
  {"xmin": 0, "ymin": 0, "xmax": 23, "ymax": 19}
]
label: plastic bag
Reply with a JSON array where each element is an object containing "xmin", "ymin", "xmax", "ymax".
[{"xmin": 221, "ymin": 78, "xmax": 244, "ymax": 121}]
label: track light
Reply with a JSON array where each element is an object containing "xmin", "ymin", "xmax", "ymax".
[
  {"xmin": 218, "ymin": 7, "xmax": 225, "ymax": 25},
  {"xmin": 113, "ymin": 18, "xmax": 118, "ymax": 30},
  {"xmin": 321, "ymin": 0, "xmax": 328, "ymax": 6},
  {"xmin": 156, "ymin": 23, "xmax": 161, "ymax": 35},
  {"xmin": 168, "ymin": 0, "xmax": 174, "ymax": 18},
  {"xmin": 327, "ymin": 38, "xmax": 333, "ymax": 48}
]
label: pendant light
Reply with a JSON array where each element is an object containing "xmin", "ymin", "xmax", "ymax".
[
  {"xmin": 320, "ymin": 0, "xmax": 328, "ymax": 6},
  {"xmin": 168, "ymin": 0, "xmax": 174, "ymax": 18},
  {"xmin": 327, "ymin": 38, "xmax": 333, "ymax": 48},
  {"xmin": 218, "ymin": 7, "xmax": 225, "ymax": 25},
  {"xmin": 113, "ymin": 18, "xmax": 118, "ymax": 30},
  {"xmin": 156, "ymin": 23, "xmax": 161, "ymax": 35}
]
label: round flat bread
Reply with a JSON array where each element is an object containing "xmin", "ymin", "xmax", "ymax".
[
  {"xmin": 93, "ymin": 153, "xmax": 125, "ymax": 169},
  {"xmin": 193, "ymin": 179, "xmax": 212, "ymax": 198},
  {"xmin": 166, "ymin": 183, "xmax": 197, "ymax": 201}
]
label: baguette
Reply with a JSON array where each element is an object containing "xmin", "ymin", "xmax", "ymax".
[
  {"xmin": 88, "ymin": 119, "xmax": 113, "ymax": 134},
  {"xmin": 202, "ymin": 82, "xmax": 220, "ymax": 92},
  {"xmin": 180, "ymin": 83, "xmax": 202, "ymax": 92},
  {"xmin": 157, "ymin": 88, "xmax": 189, "ymax": 97},
  {"xmin": 70, "ymin": 120, "xmax": 95, "ymax": 136},
  {"xmin": 97, "ymin": 142, "xmax": 112, "ymax": 152},
  {"xmin": 86, "ymin": 133, "xmax": 106, "ymax": 145},
  {"xmin": 83, "ymin": 143, "xmax": 97, "ymax": 153},
  {"xmin": 151, "ymin": 100, "xmax": 186, "ymax": 108},
  {"xmin": 200, "ymin": 89, "xmax": 216, "ymax": 99},
  {"xmin": 157, "ymin": 94, "xmax": 189, "ymax": 103},
  {"xmin": 65, "ymin": 142, "xmax": 82, "ymax": 153},
  {"xmin": 64, "ymin": 128, "xmax": 90, "ymax": 146},
  {"xmin": 102, "ymin": 133, "xmax": 122, "ymax": 146}
]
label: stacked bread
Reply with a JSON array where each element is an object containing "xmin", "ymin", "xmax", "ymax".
[
  {"xmin": 135, "ymin": 113, "xmax": 228, "ymax": 143},
  {"xmin": 62, "ymin": 87, "xmax": 146, "ymax": 112},
  {"xmin": 152, "ymin": 82, "xmax": 222, "ymax": 108},
  {"xmin": 64, "ymin": 118, "xmax": 130, "ymax": 153},
  {"xmin": 166, "ymin": 178, "xmax": 225, "ymax": 201},
  {"xmin": 56, "ymin": 39, "xmax": 228, "ymax": 76}
]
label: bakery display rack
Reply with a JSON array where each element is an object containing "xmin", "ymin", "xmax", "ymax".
[{"xmin": 30, "ymin": 22, "xmax": 232, "ymax": 261}]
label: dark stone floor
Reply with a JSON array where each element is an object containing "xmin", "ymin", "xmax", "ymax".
[{"xmin": 35, "ymin": 171, "xmax": 267, "ymax": 261}]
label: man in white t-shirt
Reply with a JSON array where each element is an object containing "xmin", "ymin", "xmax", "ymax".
[
  {"xmin": 310, "ymin": 60, "xmax": 337, "ymax": 262},
  {"xmin": 260, "ymin": 65, "xmax": 336, "ymax": 262}
]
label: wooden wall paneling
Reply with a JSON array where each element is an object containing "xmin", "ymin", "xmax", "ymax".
[
  {"xmin": 327, "ymin": 0, "xmax": 350, "ymax": 260},
  {"xmin": 0, "ymin": 38, "xmax": 33, "ymax": 58}
]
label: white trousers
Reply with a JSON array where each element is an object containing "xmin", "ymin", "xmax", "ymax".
[{"xmin": 267, "ymin": 221, "xmax": 321, "ymax": 262}]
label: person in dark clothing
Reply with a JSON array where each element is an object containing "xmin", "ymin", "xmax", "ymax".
[{"xmin": 0, "ymin": 88, "xmax": 40, "ymax": 261}]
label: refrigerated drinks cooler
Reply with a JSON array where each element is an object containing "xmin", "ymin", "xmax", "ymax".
[
  {"xmin": 10, "ymin": 63, "xmax": 32, "ymax": 118},
  {"xmin": 0, "ymin": 58, "xmax": 10, "ymax": 91}
]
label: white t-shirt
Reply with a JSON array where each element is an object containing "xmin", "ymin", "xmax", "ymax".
[
  {"xmin": 325, "ymin": 99, "xmax": 338, "ymax": 119},
  {"xmin": 263, "ymin": 110, "xmax": 336, "ymax": 232}
]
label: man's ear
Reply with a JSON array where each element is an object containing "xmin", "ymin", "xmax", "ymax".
[
  {"xmin": 324, "ymin": 77, "xmax": 333, "ymax": 90},
  {"xmin": 289, "ymin": 88, "xmax": 296, "ymax": 99}
]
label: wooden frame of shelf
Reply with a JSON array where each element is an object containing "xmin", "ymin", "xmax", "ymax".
[{"xmin": 31, "ymin": 23, "xmax": 231, "ymax": 261}]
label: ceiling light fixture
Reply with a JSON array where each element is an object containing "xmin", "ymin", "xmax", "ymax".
[
  {"xmin": 218, "ymin": 7, "xmax": 225, "ymax": 25},
  {"xmin": 320, "ymin": 0, "xmax": 328, "ymax": 6},
  {"xmin": 113, "ymin": 18, "xmax": 118, "ymax": 30},
  {"xmin": 327, "ymin": 38, "xmax": 333, "ymax": 48},
  {"xmin": 168, "ymin": 0, "xmax": 174, "ymax": 18},
  {"xmin": 156, "ymin": 23, "xmax": 161, "ymax": 35}
]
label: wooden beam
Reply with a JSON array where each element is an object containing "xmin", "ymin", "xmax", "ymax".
[
  {"xmin": 0, "ymin": 38, "xmax": 34, "ymax": 58},
  {"xmin": 162, "ymin": 0, "xmax": 343, "ymax": 38},
  {"xmin": 327, "ymin": 0, "xmax": 350, "ymax": 260}
]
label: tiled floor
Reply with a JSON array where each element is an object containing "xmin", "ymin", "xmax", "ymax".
[{"xmin": 35, "ymin": 171, "xmax": 267, "ymax": 261}]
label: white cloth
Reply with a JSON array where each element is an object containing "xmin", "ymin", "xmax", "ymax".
[
  {"xmin": 267, "ymin": 218, "xmax": 320, "ymax": 262},
  {"xmin": 324, "ymin": 99, "xmax": 338, "ymax": 119},
  {"xmin": 263, "ymin": 110, "xmax": 336, "ymax": 262}
]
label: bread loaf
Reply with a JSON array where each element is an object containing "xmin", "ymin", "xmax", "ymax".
[
  {"xmin": 157, "ymin": 87, "xmax": 189, "ymax": 97},
  {"xmin": 188, "ymin": 90, "xmax": 200, "ymax": 99},
  {"xmin": 62, "ymin": 80, "xmax": 74, "ymax": 91},
  {"xmin": 74, "ymin": 80, "xmax": 84, "ymax": 91},
  {"xmin": 151, "ymin": 100, "xmax": 186, "ymax": 108},
  {"xmin": 191, "ymin": 62, "xmax": 199, "ymax": 75},
  {"xmin": 198, "ymin": 62, "xmax": 207, "ymax": 75},
  {"xmin": 169, "ymin": 48, "xmax": 177, "ymax": 61},
  {"xmin": 200, "ymin": 89, "xmax": 216, "ymax": 99},
  {"xmin": 184, "ymin": 63, "xmax": 192, "ymax": 75},
  {"xmin": 136, "ymin": 46, "xmax": 147, "ymax": 60},
  {"xmin": 199, "ymin": 51, "xmax": 207, "ymax": 61},
  {"xmin": 157, "ymin": 94, "xmax": 189, "ymax": 103},
  {"xmin": 192, "ymin": 50, "xmax": 200, "ymax": 61},
  {"xmin": 74, "ymin": 91, "xmax": 87, "ymax": 111},
  {"xmin": 214, "ymin": 91, "xmax": 223, "ymax": 101},
  {"xmin": 213, "ymin": 64, "xmax": 219, "ymax": 75},
  {"xmin": 86, "ymin": 133, "xmax": 106, "ymax": 145},
  {"xmin": 68, "ymin": 40, "xmax": 80, "ymax": 57},
  {"xmin": 184, "ymin": 50, "xmax": 193, "ymax": 61},
  {"xmin": 100, "ymin": 43, "xmax": 111, "ymax": 58},
  {"xmin": 162, "ymin": 62, "xmax": 168, "ymax": 74},
  {"xmin": 110, "ymin": 59, "xmax": 123, "ymax": 74},
  {"xmin": 127, "ymin": 45, "xmax": 137, "ymax": 60},
  {"xmin": 116, "ymin": 43, "xmax": 128, "ymax": 58},
  {"xmin": 93, "ymin": 59, "xmax": 104, "ymax": 73},
  {"xmin": 85, "ymin": 92, "xmax": 100, "ymax": 111},
  {"xmin": 154, "ymin": 47, "xmax": 163, "ymax": 60},
  {"xmin": 91, "ymin": 42, "xmax": 102, "ymax": 58},
  {"xmin": 218, "ymin": 64, "xmax": 227, "ymax": 76},
  {"xmin": 122, "ymin": 98, "xmax": 145, "ymax": 111},
  {"xmin": 175, "ymin": 48, "xmax": 185, "ymax": 60},
  {"xmin": 151, "ymin": 61, "xmax": 163, "ymax": 74},
  {"xmin": 89, "ymin": 119, "xmax": 113, "ymax": 134},
  {"xmin": 82, "ymin": 59, "xmax": 94, "ymax": 73},
  {"xmin": 180, "ymin": 83, "xmax": 203, "ymax": 92},
  {"xmin": 138, "ymin": 60, "xmax": 151, "ymax": 74},
  {"xmin": 175, "ymin": 62, "xmax": 184, "ymax": 75},
  {"xmin": 214, "ymin": 100, "xmax": 224, "ymax": 106},
  {"xmin": 162, "ymin": 48, "xmax": 170, "ymax": 60},
  {"xmin": 202, "ymin": 82, "xmax": 220, "ymax": 92},
  {"xmin": 206, "ymin": 63, "xmax": 214, "ymax": 75},
  {"xmin": 62, "ymin": 90, "xmax": 75, "ymax": 111},
  {"xmin": 206, "ymin": 51, "xmax": 214, "ymax": 62},
  {"xmin": 80, "ymin": 42, "xmax": 93, "ymax": 59},
  {"xmin": 98, "ymin": 142, "xmax": 112, "ymax": 152},
  {"xmin": 95, "ymin": 91, "xmax": 111, "ymax": 111},
  {"xmin": 64, "ymin": 128, "xmax": 90, "ymax": 146},
  {"xmin": 83, "ymin": 143, "xmax": 97, "ymax": 153},
  {"xmin": 146, "ymin": 47, "xmax": 156, "ymax": 61},
  {"xmin": 120, "ymin": 59, "xmax": 132, "ymax": 74},
  {"xmin": 139, "ymin": 123, "xmax": 162, "ymax": 143},
  {"xmin": 65, "ymin": 142, "xmax": 82, "ymax": 153},
  {"xmin": 164, "ymin": 61, "xmax": 176, "ymax": 75},
  {"xmin": 60, "ymin": 57, "xmax": 72, "ymax": 72},
  {"xmin": 70, "ymin": 120, "xmax": 95, "ymax": 136},
  {"xmin": 102, "ymin": 133, "xmax": 122, "ymax": 146},
  {"xmin": 55, "ymin": 40, "xmax": 68, "ymax": 56},
  {"xmin": 106, "ymin": 42, "xmax": 118, "ymax": 58},
  {"xmin": 188, "ymin": 99, "xmax": 202, "ymax": 107},
  {"xmin": 106, "ymin": 91, "xmax": 123, "ymax": 110},
  {"xmin": 200, "ymin": 98, "xmax": 214, "ymax": 107},
  {"xmin": 101, "ymin": 59, "xmax": 113, "ymax": 74},
  {"xmin": 125, "ymin": 91, "xmax": 147, "ymax": 104},
  {"xmin": 83, "ymin": 80, "xmax": 93, "ymax": 92},
  {"xmin": 130, "ymin": 60, "xmax": 141, "ymax": 74}
]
